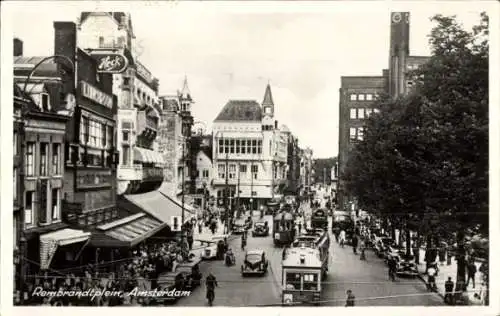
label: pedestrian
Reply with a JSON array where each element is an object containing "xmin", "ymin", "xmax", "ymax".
[
  {"xmin": 352, "ymin": 235, "xmax": 358, "ymax": 254},
  {"xmin": 466, "ymin": 260, "xmax": 477, "ymax": 289},
  {"xmin": 444, "ymin": 277, "xmax": 454, "ymax": 305},
  {"xmin": 187, "ymin": 234, "xmax": 194, "ymax": 250},
  {"xmin": 298, "ymin": 222, "xmax": 302, "ymax": 234},
  {"xmin": 339, "ymin": 230, "xmax": 346, "ymax": 247},
  {"xmin": 359, "ymin": 238, "xmax": 366, "ymax": 260},
  {"xmin": 345, "ymin": 289, "xmax": 355, "ymax": 307}
]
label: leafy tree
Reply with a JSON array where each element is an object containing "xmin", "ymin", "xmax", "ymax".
[{"xmin": 343, "ymin": 12, "xmax": 488, "ymax": 287}]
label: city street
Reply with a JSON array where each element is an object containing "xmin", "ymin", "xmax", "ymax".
[
  {"xmin": 179, "ymin": 208, "xmax": 444, "ymax": 307},
  {"xmin": 182, "ymin": 214, "xmax": 281, "ymax": 306}
]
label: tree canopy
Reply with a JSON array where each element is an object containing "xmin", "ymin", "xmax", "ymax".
[{"xmin": 342, "ymin": 13, "xmax": 489, "ymax": 238}]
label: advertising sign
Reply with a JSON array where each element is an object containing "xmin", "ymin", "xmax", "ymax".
[
  {"xmin": 80, "ymin": 81, "xmax": 113, "ymax": 109},
  {"xmin": 92, "ymin": 53, "xmax": 129, "ymax": 73}
]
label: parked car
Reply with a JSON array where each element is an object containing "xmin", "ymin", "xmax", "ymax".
[
  {"xmin": 385, "ymin": 244, "xmax": 406, "ymax": 263},
  {"xmin": 374, "ymin": 237, "xmax": 394, "ymax": 258},
  {"xmin": 198, "ymin": 234, "xmax": 228, "ymax": 260},
  {"xmin": 395, "ymin": 253, "xmax": 419, "ymax": 277},
  {"xmin": 153, "ymin": 271, "xmax": 187, "ymax": 305},
  {"xmin": 175, "ymin": 257, "xmax": 203, "ymax": 290},
  {"xmin": 241, "ymin": 249, "xmax": 268, "ymax": 276},
  {"xmin": 252, "ymin": 221, "xmax": 269, "ymax": 237}
]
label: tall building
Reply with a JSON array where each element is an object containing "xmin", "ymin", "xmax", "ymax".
[
  {"xmin": 76, "ymin": 11, "xmax": 164, "ymax": 195},
  {"xmin": 158, "ymin": 76, "xmax": 195, "ymax": 197},
  {"xmin": 337, "ymin": 12, "xmax": 430, "ymax": 212},
  {"xmin": 212, "ymin": 84, "xmax": 288, "ymax": 214},
  {"xmin": 299, "ymin": 147, "xmax": 314, "ymax": 196}
]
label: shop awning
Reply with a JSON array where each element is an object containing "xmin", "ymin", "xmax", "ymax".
[
  {"xmin": 91, "ymin": 213, "xmax": 166, "ymax": 247},
  {"xmin": 134, "ymin": 147, "xmax": 165, "ymax": 165},
  {"xmin": 121, "ymin": 189, "xmax": 195, "ymax": 226},
  {"xmin": 40, "ymin": 229, "xmax": 91, "ymax": 270}
]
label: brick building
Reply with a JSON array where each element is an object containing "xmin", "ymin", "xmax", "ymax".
[{"xmin": 337, "ymin": 12, "xmax": 430, "ymax": 213}]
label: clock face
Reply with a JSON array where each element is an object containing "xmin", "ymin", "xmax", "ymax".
[{"xmin": 392, "ymin": 13, "xmax": 402, "ymax": 23}]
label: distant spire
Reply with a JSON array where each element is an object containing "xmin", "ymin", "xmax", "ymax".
[
  {"xmin": 180, "ymin": 75, "xmax": 192, "ymax": 101},
  {"xmin": 262, "ymin": 83, "xmax": 274, "ymax": 106}
]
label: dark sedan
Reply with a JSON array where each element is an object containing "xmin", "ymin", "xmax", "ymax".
[
  {"xmin": 252, "ymin": 221, "xmax": 269, "ymax": 237},
  {"xmin": 241, "ymin": 249, "xmax": 268, "ymax": 276}
]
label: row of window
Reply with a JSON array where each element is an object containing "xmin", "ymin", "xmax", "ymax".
[
  {"xmin": 24, "ymin": 188, "xmax": 60, "ymax": 225},
  {"xmin": 349, "ymin": 127, "xmax": 365, "ymax": 141},
  {"xmin": 196, "ymin": 169, "xmax": 210, "ymax": 178},
  {"xmin": 218, "ymin": 164, "xmax": 259, "ymax": 179},
  {"xmin": 217, "ymin": 139, "xmax": 263, "ymax": 155},
  {"xmin": 80, "ymin": 116, "xmax": 114, "ymax": 149},
  {"xmin": 285, "ymin": 272, "xmax": 319, "ymax": 291},
  {"xmin": 349, "ymin": 93, "xmax": 377, "ymax": 101},
  {"xmin": 349, "ymin": 108, "xmax": 380, "ymax": 120},
  {"xmin": 25, "ymin": 142, "xmax": 61, "ymax": 177}
]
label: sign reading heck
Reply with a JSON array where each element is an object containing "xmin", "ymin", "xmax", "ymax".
[{"xmin": 93, "ymin": 53, "xmax": 129, "ymax": 73}]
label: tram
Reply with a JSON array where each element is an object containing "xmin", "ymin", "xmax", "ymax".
[
  {"xmin": 310, "ymin": 208, "xmax": 328, "ymax": 230},
  {"xmin": 282, "ymin": 246, "xmax": 324, "ymax": 306},
  {"xmin": 273, "ymin": 211, "xmax": 295, "ymax": 246},
  {"xmin": 293, "ymin": 229, "xmax": 330, "ymax": 279}
]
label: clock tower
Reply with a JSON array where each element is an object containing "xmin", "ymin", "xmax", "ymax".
[
  {"xmin": 262, "ymin": 83, "xmax": 275, "ymax": 118},
  {"xmin": 389, "ymin": 12, "xmax": 410, "ymax": 98}
]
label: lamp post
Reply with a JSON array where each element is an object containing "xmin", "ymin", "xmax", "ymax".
[{"xmin": 22, "ymin": 55, "xmax": 75, "ymax": 95}]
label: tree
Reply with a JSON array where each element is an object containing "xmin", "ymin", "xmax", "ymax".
[{"xmin": 343, "ymin": 12, "xmax": 488, "ymax": 285}]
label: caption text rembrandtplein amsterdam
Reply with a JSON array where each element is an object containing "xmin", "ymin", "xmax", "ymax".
[{"xmin": 32, "ymin": 286, "xmax": 191, "ymax": 300}]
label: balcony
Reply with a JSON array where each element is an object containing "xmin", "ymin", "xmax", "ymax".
[{"xmin": 118, "ymin": 164, "xmax": 142, "ymax": 181}]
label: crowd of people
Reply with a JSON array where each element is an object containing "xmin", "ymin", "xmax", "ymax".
[{"xmin": 16, "ymin": 227, "xmax": 196, "ymax": 306}]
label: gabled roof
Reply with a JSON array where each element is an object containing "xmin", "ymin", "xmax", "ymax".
[
  {"xmin": 214, "ymin": 100, "xmax": 262, "ymax": 122},
  {"xmin": 262, "ymin": 83, "xmax": 274, "ymax": 106},
  {"xmin": 80, "ymin": 12, "xmax": 134, "ymax": 36}
]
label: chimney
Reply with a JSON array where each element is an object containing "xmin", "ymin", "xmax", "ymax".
[
  {"xmin": 13, "ymin": 38, "xmax": 23, "ymax": 56},
  {"xmin": 54, "ymin": 22, "xmax": 76, "ymax": 64}
]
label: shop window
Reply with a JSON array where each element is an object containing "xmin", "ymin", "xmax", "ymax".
[{"xmin": 350, "ymin": 108, "xmax": 357, "ymax": 119}]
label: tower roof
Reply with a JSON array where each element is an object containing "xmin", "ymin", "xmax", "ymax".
[
  {"xmin": 262, "ymin": 83, "xmax": 274, "ymax": 106},
  {"xmin": 179, "ymin": 76, "xmax": 192, "ymax": 101},
  {"xmin": 214, "ymin": 100, "xmax": 262, "ymax": 122}
]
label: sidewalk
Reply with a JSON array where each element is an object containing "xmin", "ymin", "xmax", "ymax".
[{"xmin": 415, "ymin": 248, "xmax": 485, "ymax": 305}]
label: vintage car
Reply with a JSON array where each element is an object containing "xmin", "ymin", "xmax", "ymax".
[
  {"xmin": 252, "ymin": 221, "xmax": 269, "ymax": 237},
  {"xmin": 374, "ymin": 237, "xmax": 395, "ymax": 258},
  {"xmin": 241, "ymin": 249, "xmax": 268, "ymax": 276},
  {"xmin": 175, "ymin": 257, "xmax": 203, "ymax": 289},
  {"xmin": 153, "ymin": 271, "xmax": 187, "ymax": 305},
  {"xmin": 198, "ymin": 234, "xmax": 228, "ymax": 260},
  {"xmin": 395, "ymin": 253, "xmax": 419, "ymax": 277},
  {"xmin": 233, "ymin": 219, "xmax": 247, "ymax": 234},
  {"xmin": 384, "ymin": 244, "xmax": 406, "ymax": 263}
]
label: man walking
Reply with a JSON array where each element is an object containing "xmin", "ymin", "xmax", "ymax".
[
  {"xmin": 467, "ymin": 260, "xmax": 477, "ymax": 289},
  {"xmin": 345, "ymin": 289, "xmax": 355, "ymax": 307},
  {"xmin": 352, "ymin": 235, "xmax": 358, "ymax": 254}
]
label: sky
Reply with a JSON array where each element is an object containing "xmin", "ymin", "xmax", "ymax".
[{"xmin": 6, "ymin": 1, "xmax": 491, "ymax": 158}]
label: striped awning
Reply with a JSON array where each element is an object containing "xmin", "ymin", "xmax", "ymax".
[
  {"xmin": 134, "ymin": 147, "xmax": 165, "ymax": 165},
  {"xmin": 91, "ymin": 213, "xmax": 166, "ymax": 247},
  {"xmin": 40, "ymin": 229, "xmax": 90, "ymax": 270}
]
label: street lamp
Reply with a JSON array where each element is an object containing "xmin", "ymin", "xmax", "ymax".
[{"xmin": 22, "ymin": 55, "xmax": 75, "ymax": 95}]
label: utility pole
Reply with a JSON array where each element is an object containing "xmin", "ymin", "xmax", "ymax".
[
  {"xmin": 224, "ymin": 150, "xmax": 229, "ymax": 234},
  {"xmin": 236, "ymin": 162, "xmax": 241, "ymax": 218},
  {"xmin": 250, "ymin": 162, "xmax": 254, "ymax": 212}
]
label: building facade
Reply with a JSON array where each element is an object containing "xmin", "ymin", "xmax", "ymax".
[
  {"xmin": 212, "ymin": 84, "xmax": 288, "ymax": 213},
  {"xmin": 13, "ymin": 43, "xmax": 73, "ymax": 286},
  {"xmin": 299, "ymin": 147, "xmax": 314, "ymax": 197},
  {"xmin": 76, "ymin": 11, "xmax": 165, "ymax": 195},
  {"xmin": 337, "ymin": 12, "xmax": 430, "ymax": 212}
]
